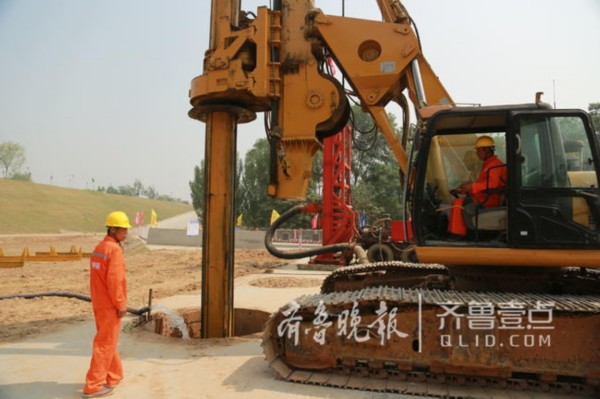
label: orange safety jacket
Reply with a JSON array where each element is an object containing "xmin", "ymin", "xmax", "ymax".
[
  {"xmin": 470, "ymin": 155, "xmax": 507, "ymax": 208},
  {"xmin": 89, "ymin": 236, "xmax": 127, "ymax": 310}
]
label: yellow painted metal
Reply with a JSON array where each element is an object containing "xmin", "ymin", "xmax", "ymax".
[
  {"xmin": 313, "ymin": 14, "xmax": 452, "ymax": 108},
  {"xmin": 270, "ymin": 137, "xmax": 322, "ymax": 199},
  {"xmin": 369, "ymin": 106, "xmax": 409, "ymax": 174},
  {"xmin": 0, "ymin": 261, "xmax": 24, "ymax": 269},
  {"xmin": 268, "ymin": 1, "xmax": 347, "ymax": 199},
  {"xmin": 189, "ymin": 0, "xmax": 241, "ymax": 339},
  {"xmin": 0, "ymin": 246, "xmax": 86, "ymax": 267},
  {"xmin": 416, "ymin": 246, "xmax": 600, "ymax": 268},
  {"xmin": 189, "ymin": 6, "xmax": 273, "ymax": 111},
  {"xmin": 189, "ymin": 0, "xmax": 456, "ymax": 338},
  {"xmin": 279, "ymin": 0, "xmax": 315, "ymax": 66},
  {"xmin": 376, "ymin": 0, "xmax": 409, "ymax": 23},
  {"xmin": 191, "ymin": 0, "xmax": 253, "ymax": 339},
  {"xmin": 272, "ymin": 60, "xmax": 344, "ymax": 198},
  {"xmin": 34, "ymin": 245, "xmax": 84, "ymax": 261},
  {"xmin": 0, "ymin": 247, "xmax": 25, "ymax": 268},
  {"xmin": 312, "ymin": 13, "xmax": 453, "ymax": 175},
  {"xmin": 200, "ymin": 111, "xmax": 236, "ymax": 338},
  {"xmin": 191, "ymin": 2, "xmax": 455, "ymax": 201}
]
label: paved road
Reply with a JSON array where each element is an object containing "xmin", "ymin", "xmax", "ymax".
[
  {"xmin": 131, "ymin": 211, "xmax": 198, "ymax": 242},
  {"xmin": 155, "ymin": 210, "xmax": 198, "ymax": 229}
]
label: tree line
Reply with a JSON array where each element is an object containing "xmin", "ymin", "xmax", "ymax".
[
  {"xmin": 96, "ymin": 179, "xmax": 182, "ymax": 202},
  {"xmin": 0, "ymin": 142, "xmax": 183, "ymax": 202}
]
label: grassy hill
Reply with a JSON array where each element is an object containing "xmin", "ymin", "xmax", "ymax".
[{"xmin": 0, "ymin": 179, "xmax": 192, "ymax": 234}]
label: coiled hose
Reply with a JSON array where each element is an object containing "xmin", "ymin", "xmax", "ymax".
[
  {"xmin": 264, "ymin": 203, "xmax": 359, "ymax": 260},
  {"xmin": 0, "ymin": 292, "xmax": 150, "ymax": 316}
]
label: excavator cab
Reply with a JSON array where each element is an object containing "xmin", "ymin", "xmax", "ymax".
[{"xmin": 411, "ymin": 105, "xmax": 600, "ymax": 250}]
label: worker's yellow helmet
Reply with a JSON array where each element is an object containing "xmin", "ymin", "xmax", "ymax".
[
  {"xmin": 105, "ymin": 211, "xmax": 132, "ymax": 228},
  {"xmin": 474, "ymin": 136, "xmax": 495, "ymax": 149}
]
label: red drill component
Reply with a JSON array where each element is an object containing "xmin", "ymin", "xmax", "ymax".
[{"xmin": 310, "ymin": 125, "xmax": 356, "ymax": 265}]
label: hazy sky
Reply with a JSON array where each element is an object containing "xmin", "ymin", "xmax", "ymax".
[{"xmin": 1, "ymin": 0, "xmax": 599, "ymax": 200}]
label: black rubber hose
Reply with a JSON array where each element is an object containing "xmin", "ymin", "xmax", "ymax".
[
  {"xmin": 264, "ymin": 204, "xmax": 352, "ymax": 259},
  {"xmin": 0, "ymin": 292, "xmax": 150, "ymax": 316}
]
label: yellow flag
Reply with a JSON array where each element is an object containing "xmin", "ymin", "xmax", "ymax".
[
  {"xmin": 270, "ymin": 209, "xmax": 280, "ymax": 225},
  {"xmin": 236, "ymin": 213, "xmax": 243, "ymax": 227},
  {"xmin": 150, "ymin": 209, "xmax": 158, "ymax": 226}
]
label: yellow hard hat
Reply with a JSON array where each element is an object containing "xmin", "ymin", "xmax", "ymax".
[
  {"xmin": 474, "ymin": 136, "xmax": 495, "ymax": 149},
  {"xmin": 105, "ymin": 211, "xmax": 132, "ymax": 228}
]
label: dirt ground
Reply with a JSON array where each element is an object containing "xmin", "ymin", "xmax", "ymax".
[
  {"xmin": 2, "ymin": 235, "xmax": 593, "ymax": 399},
  {"xmin": 0, "ymin": 234, "xmax": 299, "ymax": 343}
]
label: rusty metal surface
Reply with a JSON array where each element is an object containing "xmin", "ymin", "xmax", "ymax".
[
  {"xmin": 200, "ymin": 111, "xmax": 237, "ymax": 338},
  {"xmin": 321, "ymin": 261, "xmax": 600, "ymax": 295},
  {"xmin": 321, "ymin": 261, "xmax": 448, "ymax": 293},
  {"xmin": 262, "ymin": 287, "xmax": 600, "ymax": 398}
]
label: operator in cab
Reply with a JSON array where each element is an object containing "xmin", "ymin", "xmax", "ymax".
[{"xmin": 448, "ymin": 136, "xmax": 507, "ymax": 239}]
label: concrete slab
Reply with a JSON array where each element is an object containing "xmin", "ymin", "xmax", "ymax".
[{"xmin": 0, "ymin": 320, "xmax": 431, "ymax": 399}]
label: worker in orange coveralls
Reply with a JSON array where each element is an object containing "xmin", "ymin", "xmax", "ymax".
[
  {"xmin": 82, "ymin": 211, "xmax": 130, "ymax": 398},
  {"xmin": 448, "ymin": 136, "xmax": 507, "ymax": 238}
]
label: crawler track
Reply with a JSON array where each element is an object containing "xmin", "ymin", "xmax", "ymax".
[
  {"xmin": 262, "ymin": 287, "xmax": 600, "ymax": 398},
  {"xmin": 321, "ymin": 261, "xmax": 449, "ymax": 293}
]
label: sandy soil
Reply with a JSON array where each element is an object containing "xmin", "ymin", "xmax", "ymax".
[{"xmin": 0, "ymin": 234, "xmax": 299, "ymax": 343}]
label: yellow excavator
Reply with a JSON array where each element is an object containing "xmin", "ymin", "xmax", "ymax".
[{"xmin": 189, "ymin": 0, "xmax": 600, "ymax": 396}]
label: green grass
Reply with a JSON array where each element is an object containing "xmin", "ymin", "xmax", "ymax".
[{"xmin": 0, "ymin": 179, "xmax": 192, "ymax": 234}]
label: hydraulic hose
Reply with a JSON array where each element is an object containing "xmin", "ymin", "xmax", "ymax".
[
  {"xmin": 264, "ymin": 203, "xmax": 353, "ymax": 259},
  {"xmin": 0, "ymin": 292, "xmax": 150, "ymax": 316}
]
